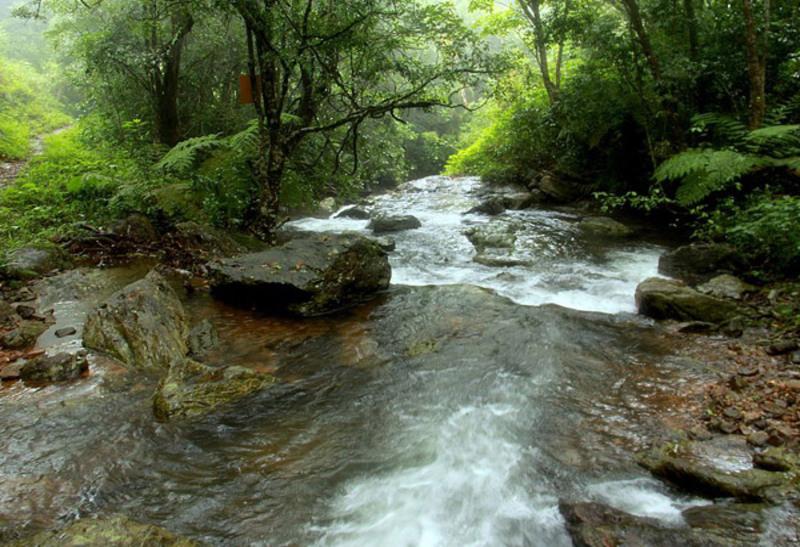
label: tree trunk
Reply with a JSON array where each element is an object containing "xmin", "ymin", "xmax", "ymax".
[
  {"xmin": 153, "ymin": 14, "xmax": 194, "ymax": 147},
  {"xmin": 251, "ymin": 132, "xmax": 286, "ymax": 245},
  {"xmin": 519, "ymin": 0, "xmax": 558, "ymax": 104},
  {"xmin": 742, "ymin": 0, "xmax": 769, "ymax": 130},
  {"xmin": 619, "ymin": 0, "xmax": 684, "ymax": 148}
]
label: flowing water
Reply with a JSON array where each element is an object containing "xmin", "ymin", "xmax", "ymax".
[{"xmin": 3, "ymin": 176, "xmax": 724, "ymax": 545}]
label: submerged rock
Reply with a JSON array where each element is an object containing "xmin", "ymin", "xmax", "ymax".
[
  {"xmin": 187, "ymin": 319, "xmax": 220, "ymax": 358},
  {"xmin": 368, "ymin": 214, "xmax": 422, "ymax": 233},
  {"xmin": 659, "ymin": 244, "xmax": 743, "ymax": 286},
  {"xmin": 635, "ymin": 277, "xmax": 739, "ymax": 324},
  {"xmin": 578, "ymin": 216, "xmax": 634, "ymax": 237},
  {"xmin": 83, "ymin": 271, "xmax": 188, "ymax": 371},
  {"xmin": 153, "ymin": 359, "xmax": 274, "ymax": 421},
  {"xmin": 6, "ymin": 515, "xmax": 202, "ymax": 546},
  {"xmin": 20, "ymin": 352, "xmax": 88, "ymax": 383},
  {"xmin": 208, "ymin": 233, "xmax": 391, "ymax": 316}
]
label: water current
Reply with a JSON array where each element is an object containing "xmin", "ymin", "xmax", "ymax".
[{"xmin": 3, "ymin": 176, "xmax": 720, "ymax": 545}]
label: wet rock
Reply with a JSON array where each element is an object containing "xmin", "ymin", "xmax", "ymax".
[
  {"xmin": 635, "ymin": 278, "xmax": 739, "ymax": 324},
  {"xmin": 466, "ymin": 198, "xmax": 505, "ymax": 216},
  {"xmin": 501, "ymin": 191, "xmax": 541, "ymax": 210},
  {"xmin": 368, "ymin": 214, "xmax": 422, "ymax": 233},
  {"xmin": 658, "ymin": 244, "xmax": 743, "ymax": 286},
  {"xmin": 681, "ymin": 503, "xmax": 767, "ymax": 545},
  {"xmin": 208, "ymin": 233, "xmax": 391, "ymax": 316},
  {"xmin": 463, "ymin": 217, "xmax": 523, "ymax": 252},
  {"xmin": 2, "ymin": 245, "xmax": 72, "ymax": 279},
  {"xmin": 109, "ymin": 213, "xmax": 159, "ymax": 243},
  {"xmin": 1, "ymin": 321, "xmax": 49, "ymax": 350},
  {"xmin": 153, "ymin": 359, "xmax": 274, "ymax": 421},
  {"xmin": 637, "ymin": 437, "xmax": 795, "ymax": 500},
  {"xmin": 577, "ymin": 216, "xmax": 634, "ymax": 237},
  {"xmin": 20, "ymin": 352, "xmax": 88, "ymax": 383},
  {"xmin": 373, "ymin": 236, "xmax": 396, "ymax": 252},
  {"xmin": 83, "ymin": 271, "xmax": 188, "ymax": 371},
  {"xmin": 5, "ymin": 515, "xmax": 202, "ymax": 546},
  {"xmin": 753, "ymin": 447, "xmax": 800, "ymax": 472},
  {"xmin": 559, "ymin": 501, "xmax": 705, "ymax": 547},
  {"xmin": 697, "ymin": 275, "xmax": 756, "ymax": 301},
  {"xmin": 334, "ymin": 206, "xmax": 371, "ymax": 220},
  {"xmin": 187, "ymin": 319, "xmax": 219, "ymax": 358}
]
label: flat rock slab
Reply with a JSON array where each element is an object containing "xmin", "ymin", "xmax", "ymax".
[{"xmin": 208, "ymin": 233, "xmax": 391, "ymax": 316}]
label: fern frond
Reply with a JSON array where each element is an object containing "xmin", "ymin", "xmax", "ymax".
[
  {"xmin": 691, "ymin": 113, "xmax": 748, "ymax": 148},
  {"xmin": 672, "ymin": 150, "xmax": 760, "ymax": 206},
  {"xmin": 654, "ymin": 148, "xmax": 713, "ymax": 182},
  {"xmin": 745, "ymin": 124, "xmax": 800, "ymax": 157},
  {"xmin": 227, "ymin": 119, "xmax": 260, "ymax": 157},
  {"xmin": 155, "ymin": 134, "xmax": 223, "ymax": 174}
]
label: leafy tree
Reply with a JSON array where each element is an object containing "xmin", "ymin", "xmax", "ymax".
[{"xmin": 222, "ymin": 0, "xmax": 489, "ymax": 242}]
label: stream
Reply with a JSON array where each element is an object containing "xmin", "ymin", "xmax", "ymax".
[{"xmin": 3, "ymin": 176, "xmax": 730, "ymax": 545}]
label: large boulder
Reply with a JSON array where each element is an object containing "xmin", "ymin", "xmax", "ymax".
[
  {"xmin": 5, "ymin": 515, "xmax": 202, "ymax": 546},
  {"xmin": 635, "ymin": 277, "xmax": 739, "ymax": 324},
  {"xmin": 108, "ymin": 213, "xmax": 159, "ymax": 243},
  {"xmin": 368, "ymin": 214, "xmax": 422, "ymax": 233},
  {"xmin": 578, "ymin": 216, "xmax": 634, "ymax": 237},
  {"xmin": 208, "ymin": 233, "xmax": 391, "ymax": 316},
  {"xmin": 658, "ymin": 243, "xmax": 743, "ymax": 285},
  {"xmin": 153, "ymin": 359, "xmax": 274, "ymax": 421},
  {"xmin": 1, "ymin": 245, "xmax": 72, "ymax": 279},
  {"xmin": 463, "ymin": 217, "xmax": 523, "ymax": 252},
  {"xmin": 83, "ymin": 271, "xmax": 189, "ymax": 371}
]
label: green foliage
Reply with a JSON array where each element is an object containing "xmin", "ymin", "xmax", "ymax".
[
  {"xmin": 155, "ymin": 134, "xmax": 223, "ymax": 174},
  {"xmin": 655, "ymin": 116, "xmax": 800, "ymax": 206},
  {"xmin": 0, "ymin": 116, "xmax": 31, "ymax": 159},
  {"xmin": 699, "ymin": 192, "xmax": 800, "ymax": 278},
  {"xmin": 655, "ymin": 149, "xmax": 760, "ymax": 206},
  {"xmin": 0, "ymin": 50, "xmax": 71, "ymax": 159}
]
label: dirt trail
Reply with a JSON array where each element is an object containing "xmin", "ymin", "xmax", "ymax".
[{"xmin": 1, "ymin": 126, "xmax": 72, "ymax": 191}]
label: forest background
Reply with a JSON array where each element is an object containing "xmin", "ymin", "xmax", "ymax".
[{"xmin": 1, "ymin": 0, "xmax": 798, "ymax": 278}]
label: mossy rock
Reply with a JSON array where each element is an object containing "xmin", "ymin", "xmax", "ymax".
[
  {"xmin": 153, "ymin": 359, "xmax": 275, "ymax": 421},
  {"xmin": 6, "ymin": 515, "xmax": 203, "ymax": 546}
]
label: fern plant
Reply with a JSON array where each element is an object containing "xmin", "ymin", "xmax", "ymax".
[{"xmin": 655, "ymin": 114, "xmax": 800, "ymax": 206}]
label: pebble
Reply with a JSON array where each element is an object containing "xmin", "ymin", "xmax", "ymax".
[
  {"xmin": 767, "ymin": 339, "xmax": 798, "ymax": 356},
  {"xmin": 55, "ymin": 327, "xmax": 77, "ymax": 338},
  {"xmin": 747, "ymin": 430, "xmax": 770, "ymax": 447}
]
